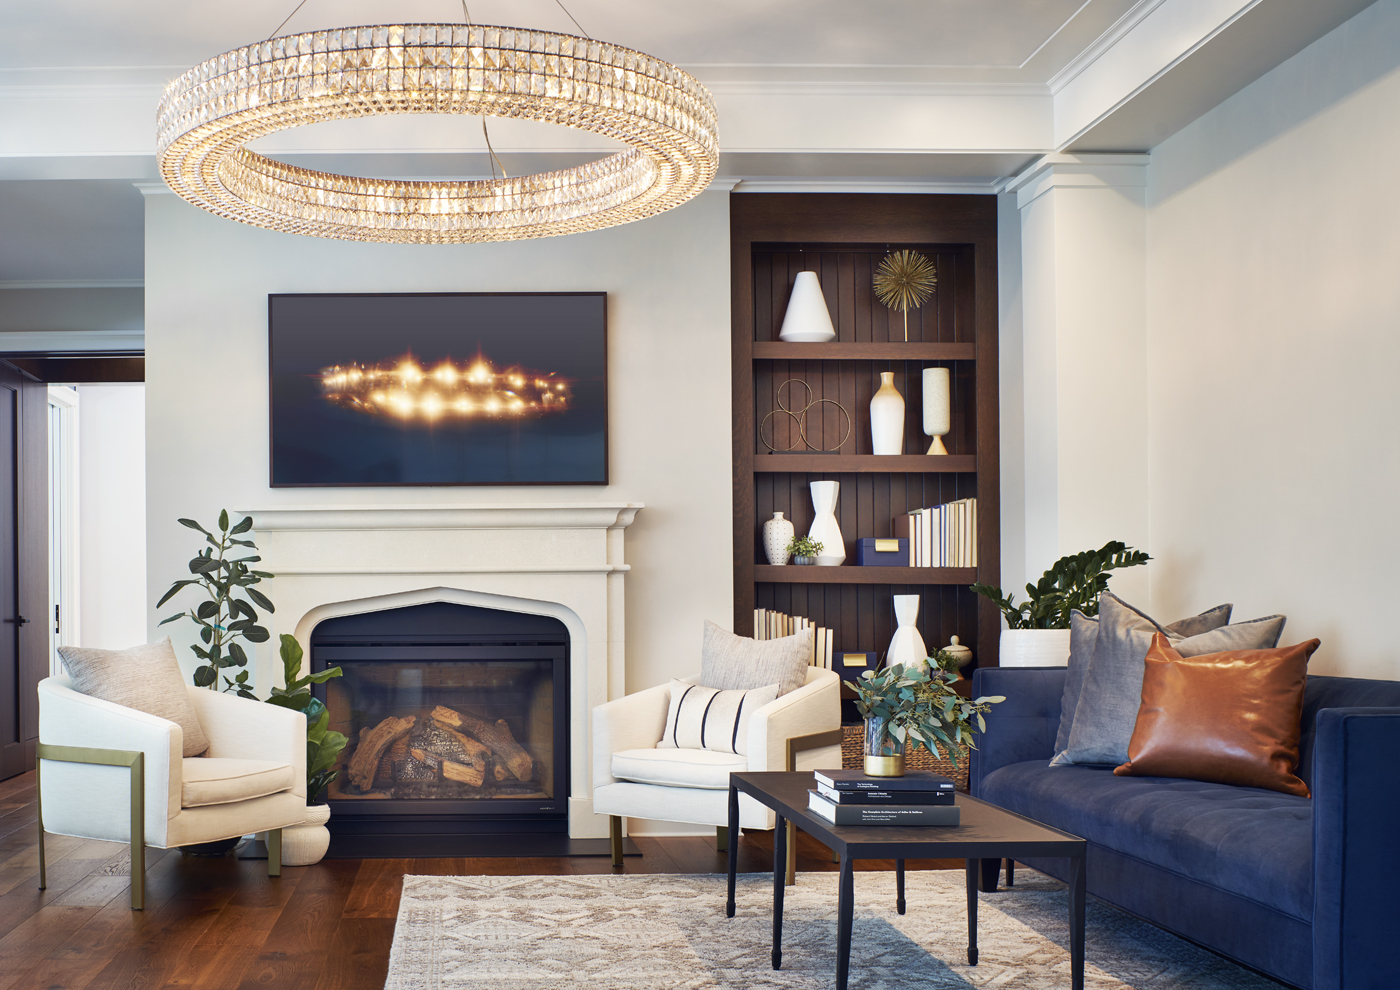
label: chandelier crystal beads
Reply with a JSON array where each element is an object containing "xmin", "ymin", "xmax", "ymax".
[{"xmin": 156, "ymin": 24, "xmax": 720, "ymax": 243}]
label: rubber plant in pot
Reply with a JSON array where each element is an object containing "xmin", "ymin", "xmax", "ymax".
[
  {"xmin": 852, "ymin": 651, "xmax": 1003, "ymax": 777},
  {"xmin": 158, "ymin": 510, "xmax": 275, "ymax": 853},
  {"xmin": 970, "ymin": 541, "xmax": 1150, "ymax": 666},
  {"xmin": 264, "ymin": 634, "xmax": 347, "ymax": 866}
]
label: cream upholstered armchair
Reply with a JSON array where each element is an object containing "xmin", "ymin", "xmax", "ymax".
[
  {"xmin": 36, "ymin": 676, "xmax": 310, "ymax": 909},
  {"xmin": 592, "ymin": 665, "xmax": 842, "ymax": 876}
]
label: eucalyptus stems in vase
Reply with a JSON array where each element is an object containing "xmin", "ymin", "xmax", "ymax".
[
  {"xmin": 157, "ymin": 510, "xmax": 274, "ymax": 694},
  {"xmin": 851, "ymin": 651, "xmax": 1003, "ymax": 777}
]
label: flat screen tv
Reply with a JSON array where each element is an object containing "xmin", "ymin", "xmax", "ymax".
[{"xmin": 268, "ymin": 292, "xmax": 607, "ymax": 486}]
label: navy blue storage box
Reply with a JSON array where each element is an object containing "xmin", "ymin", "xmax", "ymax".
[{"xmin": 855, "ymin": 537, "xmax": 908, "ymax": 566}]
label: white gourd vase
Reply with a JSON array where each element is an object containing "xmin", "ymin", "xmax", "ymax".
[
  {"xmin": 870, "ymin": 372, "xmax": 905, "ymax": 455},
  {"xmin": 886, "ymin": 595, "xmax": 928, "ymax": 669},
  {"xmin": 807, "ymin": 480, "xmax": 845, "ymax": 566},
  {"xmin": 763, "ymin": 511, "xmax": 795, "ymax": 565},
  {"xmin": 280, "ymin": 803, "xmax": 332, "ymax": 866},
  {"xmin": 923, "ymin": 367, "xmax": 951, "ymax": 455}
]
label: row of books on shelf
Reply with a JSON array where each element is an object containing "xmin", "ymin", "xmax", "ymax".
[
  {"xmin": 807, "ymin": 768, "xmax": 960, "ymax": 826},
  {"xmin": 893, "ymin": 497, "xmax": 977, "ymax": 568},
  {"xmin": 753, "ymin": 608, "xmax": 835, "ymax": 669}
]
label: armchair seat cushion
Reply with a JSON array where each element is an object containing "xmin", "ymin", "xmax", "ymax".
[
  {"xmin": 181, "ymin": 758, "xmax": 296, "ymax": 808},
  {"xmin": 611, "ymin": 748, "xmax": 747, "ymax": 790}
]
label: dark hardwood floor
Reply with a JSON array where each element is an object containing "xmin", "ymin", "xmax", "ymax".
[{"xmin": 0, "ymin": 770, "xmax": 961, "ymax": 989}]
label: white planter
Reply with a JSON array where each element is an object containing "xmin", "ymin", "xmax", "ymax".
[
  {"xmin": 869, "ymin": 372, "xmax": 905, "ymax": 455},
  {"xmin": 281, "ymin": 804, "xmax": 332, "ymax": 866},
  {"xmin": 999, "ymin": 628, "xmax": 1072, "ymax": 667}
]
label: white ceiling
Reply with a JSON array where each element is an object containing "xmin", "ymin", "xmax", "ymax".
[{"xmin": 0, "ymin": 0, "xmax": 1381, "ymax": 286}]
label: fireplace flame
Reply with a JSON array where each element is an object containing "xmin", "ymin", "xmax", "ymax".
[{"xmin": 320, "ymin": 353, "xmax": 572, "ymax": 421}]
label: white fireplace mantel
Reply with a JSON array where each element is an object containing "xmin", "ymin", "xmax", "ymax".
[{"xmin": 240, "ymin": 502, "xmax": 642, "ymax": 839}]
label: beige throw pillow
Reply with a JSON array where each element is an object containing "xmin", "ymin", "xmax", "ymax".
[
  {"xmin": 58, "ymin": 638, "xmax": 211, "ymax": 757},
  {"xmin": 701, "ymin": 620, "xmax": 811, "ymax": 698}
]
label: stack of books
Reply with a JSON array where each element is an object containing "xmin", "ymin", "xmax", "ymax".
[
  {"xmin": 753, "ymin": 608, "xmax": 835, "ymax": 669},
  {"xmin": 894, "ymin": 497, "xmax": 977, "ymax": 567},
  {"xmin": 807, "ymin": 768, "xmax": 960, "ymax": 826}
]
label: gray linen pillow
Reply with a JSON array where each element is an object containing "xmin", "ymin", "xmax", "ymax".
[
  {"xmin": 1056, "ymin": 595, "xmax": 1284, "ymax": 767},
  {"xmin": 58, "ymin": 638, "xmax": 211, "ymax": 757},
  {"xmin": 1051, "ymin": 601, "xmax": 1233, "ymax": 756},
  {"xmin": 701, "ymin": 620, "xmax": 811, "ymax": 698}
]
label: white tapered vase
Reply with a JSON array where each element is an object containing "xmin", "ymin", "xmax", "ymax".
[
  {"xmin": 807, "ymin": 480, "xmax": 845, "ymax": 566},
  {"xmin": 886, "ymin": 595, "xmax": 928, "ymax": 669},
  {"xmin": 870, "ymin": 372, "xmax": 905, "ymax": 455},
  {"xmin": 923, "ymin": 367, "xmax": 950, "ymax": 455},
  {"xmin": 778, "ymin": 271, "xmax": 837, "ymax": 342}
]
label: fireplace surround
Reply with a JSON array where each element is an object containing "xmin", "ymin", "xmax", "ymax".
[{"xmin": 243, "ymin": 503, "xmax": 641, "ymax": 849}]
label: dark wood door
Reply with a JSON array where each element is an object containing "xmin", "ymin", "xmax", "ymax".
[{"xmin": 0, "ymin": 361, "xmax": 47, "ymax": 781}]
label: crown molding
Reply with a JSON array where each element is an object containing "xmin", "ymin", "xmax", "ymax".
[
  {"xmin": 0, "ymin": 279, "xmax": 143, "ymax": 289},
  {"xmin": 0, "ymin": 329, "xmax": 144, "ymax": 353},
  {"xmin": 731, "ymin": 178, "xmax": 999, "ymax": 195}
]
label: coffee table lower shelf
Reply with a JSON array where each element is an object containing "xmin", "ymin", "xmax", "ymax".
[{"xmin": 725, "ymin": 771, "xmax": 1087, "ymax": 990}]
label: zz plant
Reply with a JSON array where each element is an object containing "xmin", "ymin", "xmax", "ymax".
[
  {"xmin": 970, "ymin": 540, "xmax": 1151, "ymax": 630},
  {"xmin": 851, "ymin": 652, "xmax": 1003, "ymax": 768},
  {"xmin": 157, "ymin": 510, "xmax": 274, "ymax": 692}
]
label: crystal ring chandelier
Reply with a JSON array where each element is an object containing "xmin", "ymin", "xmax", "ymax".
[{"xmin": 156, "ymin": 24, "xmax": 719, "ymax": 242}]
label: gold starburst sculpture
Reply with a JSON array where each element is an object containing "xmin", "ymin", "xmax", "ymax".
[{"xmin": 873, "ymin": 250, "xmax": 938, "ymax": 341}]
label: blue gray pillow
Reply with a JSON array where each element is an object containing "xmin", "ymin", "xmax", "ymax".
[
  {"xmin": 1050, "ymin": 600, "xmax": 1233, "ymax": 757},
  {"xmin": 1054, "ymin": 594, "xmax": 1284, "ymax": 767}
]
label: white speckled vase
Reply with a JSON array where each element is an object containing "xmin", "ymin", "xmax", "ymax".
[{"xmin": 763, "ymin": 511, "xmax": 795, "ymax": 565}]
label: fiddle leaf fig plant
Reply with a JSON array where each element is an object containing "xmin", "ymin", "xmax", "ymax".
[
  {"xmin": 266, "ymin": 634, "xmax": 347, "ymax": 803},
  {"xmin": 851, "ymin": 652, "xmax": 1003, "ymax": 768},
  {"xmin": 970, "ymin": 540, "xmax": 1151, "ymax": 630},
  {"xmin": 157, "ymin": 510, "xmax": 275, "ymax": 692}
]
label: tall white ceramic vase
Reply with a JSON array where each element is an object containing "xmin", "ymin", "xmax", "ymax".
[
  {"xmin": 807, "ymin": 480, "xmax": 846, "ymax": 566},
  {"xmin": 763, "ymin": 511, "xmax": 795, "ymax": 565},
  {"xmin": 870, "ymin": 372, "xmax": 905, "ymax": 455},
  {"xmin": 886, "ymin": 595, "xmax": 928, "ymax": 669},
  {"xmin": 923, "ymin": 367, "xmax": 950, "ymax": 455}
]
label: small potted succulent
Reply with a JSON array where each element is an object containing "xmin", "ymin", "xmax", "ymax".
[
  {"xmin": 786, "ymin": 535, "xmax": 824, "ymax": 565},
  {"xmin": 851, "ymin": 650, "xmax": 1003, "ymax": 777}
]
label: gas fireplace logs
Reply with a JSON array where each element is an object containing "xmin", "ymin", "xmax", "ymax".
[
  {"xmin": 431, "ymin": 706, "xmax": 534, "ymax": 781},
  {"xmin": 347, "ymin": 715, "xmax": 416, "ymax": 791},
  {"xmin": 338, "ymin": 707, "xmax": 539, "ymax": 799}
]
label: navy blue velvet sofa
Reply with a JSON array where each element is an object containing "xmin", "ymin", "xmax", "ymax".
[{"xmin": 970, "ymin": 667, "xmax": 1400, "ymax": 990}]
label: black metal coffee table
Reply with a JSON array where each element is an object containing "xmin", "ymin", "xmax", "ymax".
[{"xmin": 726, "ymin": 771, "xmax": 1087, "ymax": 990}]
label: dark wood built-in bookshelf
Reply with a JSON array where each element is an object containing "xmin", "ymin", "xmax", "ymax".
[{"xmin": 731, "ymin": 193, "xmax": 1001, "ymax": 676}]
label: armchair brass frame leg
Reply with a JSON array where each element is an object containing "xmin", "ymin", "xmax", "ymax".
[
  {"xmin": 785, "ymin": 821, "xmax": 796, "ymax": 887},
  {"xmin": 36, "ymin": 742, "xmax": 145, "ymax": 910},
  {"xmin": 267, "ymin": 829, "xmax": 282, "ymax": 877},
  {"xmin": 610, "ymin": 816, "xmax": 623, "ymax": 868},
  {"xmin": 716, "ymin": 825, "xmax": 728, "ymax": 852},
  {"xmin": 783, "ymin": 727, "xmax": 843, "ymax": 889}
]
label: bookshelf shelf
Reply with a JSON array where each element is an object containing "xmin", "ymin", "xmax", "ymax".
[
  {"xmin": 753, "ymin": 454, "xmax": 976, "ymax": 474},
  {"xmin": 754, "ymin": 566, "xmax": 978, "ymax": 585},
  {"xmin": 731, "ymin": 194, "xmax": 1002, "ymax": 673},
  {"xmin": 752, "ymin": 342, "xmax": 976, "ymax": 361}
]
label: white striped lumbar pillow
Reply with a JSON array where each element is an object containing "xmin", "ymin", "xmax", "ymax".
[{"xmin": 655, "ymin": 679, "xmax": 779, "ymax": 756}]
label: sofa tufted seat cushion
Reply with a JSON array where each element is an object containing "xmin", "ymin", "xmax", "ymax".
[
  {"xmin": 611, "ymin": 748, "xmax": 747, "ymax": 790},
  {"xmin": 982, "ymin": 761, "xmax": 1313, "ymax": 921},
  {"xmin": 181, "ymin": 758, "xmax": 296, "ymax": 808}
]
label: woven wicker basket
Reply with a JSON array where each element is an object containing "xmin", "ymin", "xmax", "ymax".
[{"xmin": 840, "ymin": 725, "xmax": 969, "ymax": 792}]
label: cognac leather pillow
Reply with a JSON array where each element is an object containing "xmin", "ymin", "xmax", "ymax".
[{"xmin": 1114, "ymin": 633, "xmax": 1319, "ymax": 796}]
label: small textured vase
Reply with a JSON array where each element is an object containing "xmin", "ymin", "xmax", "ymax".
[
  {"xmin": 870, "ymin": 372, "xmax": 905, "ymax": 455},
  {"xmin": 864, "ymin": 716, "xmax": 906, "ymax": 777},
  {"xmin": 763, "ymin": 511, "xmax": 795, "ymax": 565},
  {"xmin": 807, "ymin": 480, "xmax": 846, "ymax": 566},
  {"xmin": 281, "ymin": 804, "xmax": 332, "ymax": 867},
  {"xmin": 923, "ymin": 367, "xmax": 950, "ymax": 455},
  {"xmin": 886, "ymin": 594, "xmax": 928, "ymax": 669}
]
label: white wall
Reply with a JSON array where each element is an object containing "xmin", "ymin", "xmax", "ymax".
[
  {"xmin": 78, "ymin": 383, "xmax": 147, "ymax": 649},
  {"xmin": 143, "ymin": 189, "xmax": 734, "ymax": 700},
  {"xmin": 1146, "ymin": 0, "xmax": 1400, "ymax": 678}
]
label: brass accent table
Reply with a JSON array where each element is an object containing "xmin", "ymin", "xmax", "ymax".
[{"xmin": 725, "ymin": 771, "xmax": 1088, "ymax": 990}]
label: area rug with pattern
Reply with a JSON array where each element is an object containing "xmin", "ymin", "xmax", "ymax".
[{"xmin": 385, "ymin": 870, "xmax": 1278, "ymax": 989}]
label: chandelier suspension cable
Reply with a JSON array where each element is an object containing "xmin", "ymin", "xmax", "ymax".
[
  {"xmin": 460, "ymin": 0, "xmax": 508, "ymax": 181},
  {"xmin": 552, "ymin": 0, "xmax": 591, "ymax": 40},
  {"xmin": 267, "ymin": 0, "xmax": 313, "ymax": 41}
]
